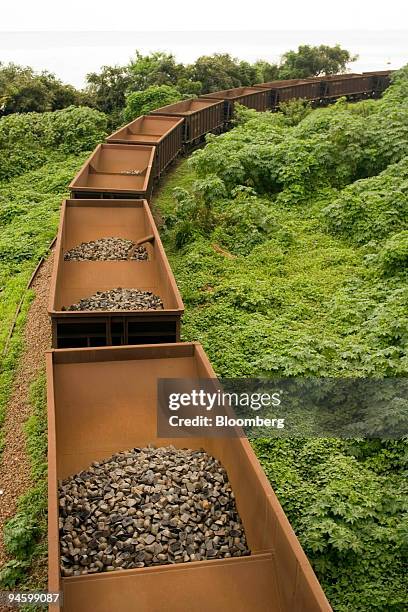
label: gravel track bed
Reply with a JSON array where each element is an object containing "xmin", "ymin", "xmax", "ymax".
[{"xmin": 59, "ymin": 446, "xmax": 250, "ymax": 576}]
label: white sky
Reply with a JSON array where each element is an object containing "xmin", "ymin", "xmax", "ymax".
[
  {"xmin": 1, "ymin": 2, "xmax": 407, "ymax": 86},
  {"xmin": 1, "ymin": 1, "xmax": 408, "ymax": 31}
]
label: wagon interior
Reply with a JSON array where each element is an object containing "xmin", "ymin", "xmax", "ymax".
[
  {"xmin": 51, "ymin": 201, "xmax": 180, "ymax": 313},
  {"xmin": 205, "ymin": 87, "xmax": 265, "ymax": 99},
  {"xmin": 49, "ymin": 344, "xmax": 327, "ymax": 612},
  {"xmin": 71, "ymin": 145, "xmax": 154, "ymax": 192},
  {"xmin": 153, "ymin": 98, "xmax": 221, "ymax": 115},
  {"xmin": 107, "ymin": 116, "xmax": 182, "ymax": 144}
]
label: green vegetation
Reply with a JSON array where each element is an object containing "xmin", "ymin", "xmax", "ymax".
[
  {"xmin": 279, "ymin": 44, "xmax": 357, "ymax": 79},
  {"xmin": 0, "ymin": 107, "xmax": 99, "ymax": 463},
  {"xmin": 0, "ymin": 105, "xmax": 106, "ymax": 181},
  {"xmin": 0, "ymin": 374, "xmax": 48, "ymax": 589},
  {"xmin": 2, "ymin": 43, "xmax": 356, "ymax": 128},
  {"xmin": 0, "ymin": 62, "xmax": 90, "ymax": 116},
  {"xmin": 123, "ymin": 85, "xmax": 182, "ymax": 121},
  {"xmin": 0, "ymin": 100, "xmax": 105, "ymax": 589},
  {"xmin": 153, "ymin": 68, "xmax": 408, "ymax": 610}
]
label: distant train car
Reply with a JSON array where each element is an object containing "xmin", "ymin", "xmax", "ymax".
[
  {"xmin": 203, "ymin": 87, "xmax": 269, "ymax": 120},
  {"xmin": 106, "ymin": 115, "xmax": 184, "ymax": 178},
  {"xmin": 70, "ymin": 143, "xmax": 156, "ymax": 199},
  {"xmin": 363, "ymin": 70, "xmax": 395, "ymax": 95},
  {"xmin": 322, "ymin": 75, "xmax": 373, "ymax": 99},
  {"xmin": 270, "ymin": 81, "xmax": 322, "ymax": 106},
  {"xmin": 150, "ymin": 98, "xmax": 224, "ymax": 144}
]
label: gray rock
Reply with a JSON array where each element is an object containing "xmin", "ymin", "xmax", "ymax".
[
  {"xmin": 64, "ymin": 237, "xmax": 148, "ymax": 262},
  {"xmin": 59, "ymin": 445, "xmax": 250, "ymax": 576},
  {"xmin": 65, "ymin": 288, "xmax": 163, "ymax": 312}
]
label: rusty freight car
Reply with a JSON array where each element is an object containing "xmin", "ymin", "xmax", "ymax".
[
  {"xmin": 49, "ymin": 199, "xmax": 184, "ymax": 347},
  {"xmin": 257, "ymin": 80, "xmax": 322, "ymax": 107},
  {"xmin": 322, "ymin": 74, "xmax": 374, "ymax": 99},
  {"xmin": 106, "ymin": 115, "xmax": 184, "ymax": 178},
  {"xmin": 150, "ymin": 98, "xmax": 224, "ymax": 144},
  {"xmin": 70, "ymin": 143, "xmax": 156, "ymax": 199},
  {"xmin": 47, "ymin": 343, "xmax": 333, "ymax": 612},
  {"xmin": 363, "ymin": 70, "xmax": 395, "ymax": 95},
  {"xmin": 203, "ymin": 87, "xmax": 269, "ymax": 120}
]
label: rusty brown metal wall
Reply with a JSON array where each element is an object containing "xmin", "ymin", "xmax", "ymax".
[
  {"xmin": 47, "ymin": 344, "xmax": 333, "ymax": 612},
  {"xmin": 154, "ymin": 121, "xmax": 184, "ymax": 176},
  {"xmin": 106, "ymin": 116, "xmax": 184, "ymax": 178},
  {"xmin": 273, "ymin": 81, "xmax": 323, "ymax": 104},
  {"xmin": 323, "ymin": 75, "xmax": 373, "ymax": 98},
  {"xmin": 185, "ymin": 101, "xmax": 224, "ymax": 140},
  {"xmin": 150, "ymin": 98, "xmax": 224, "ymax": 143}
]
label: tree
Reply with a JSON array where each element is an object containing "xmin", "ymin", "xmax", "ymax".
[
  {"xmin": 253, "ymin": 60, "xmax": 279, "ymax": 84},
  {"xmin": 176, "ymin": 78, "xmax": 202, "ymax": 97},
  {"xmin": 123, "ymin": 85, "xmax": 182, "ymax": 122},
  {"xmin": 186, "ymin": 54, "xmax": 255, "ymax": 93},
  {"xmin": 128, "ymin": 51, "xmax": 185, "ymax": 90},
  {"xmin": 0, "ymin": 63, "xmax": 84, "ymax": 116},
  {"xmin": 278, "ymin": 45, "xmax": 358, "ymax": 79},
  {"xmin": 85, "ymin": 65, "xmax": 132, "ymax": 123}
]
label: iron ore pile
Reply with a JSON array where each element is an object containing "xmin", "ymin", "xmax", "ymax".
[
  {"xmin": 64, "ymin": 237, "xmax": 148, "ymax": 261},
  {"xmin": 59, "ymin": 446, "xmax": 250, "ymax": 576},
  {"xmin": 64, "ymin": 288, "xmax": 163, "ymax": 311}
]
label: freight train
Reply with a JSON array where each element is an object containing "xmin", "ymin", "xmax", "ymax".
[{"xmin": 46, "ymin": 70, "xmax": 393, "ymax": 611}]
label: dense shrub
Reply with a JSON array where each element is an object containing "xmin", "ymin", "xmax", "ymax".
[
  {"xmin": 189, "ymin": 71, "xmax": 408, "ymax": 203},
  {"xmin": 378, "ymin": 231, "xmax": 408, "ymax": 275},
  {"xmin": 323, "ymin": 157, "xmax": 408, "ymax": 244},
  {"xmin": 123, "ymin": 85, "xmax": 182, "ymax": 121},
  {"xmin": 0, "ymin": 106, "xmax": 107, "ymax": 181}
]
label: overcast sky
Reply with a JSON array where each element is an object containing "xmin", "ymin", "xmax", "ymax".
[
  {"xmin": 1, "ymin": 1, "xmax": 408, "ymax": 31},
  {"xmin": 1, "ymin": 2, "xmax": 407, "ymax": 87}
]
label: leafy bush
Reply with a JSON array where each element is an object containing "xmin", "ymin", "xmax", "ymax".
[
  {"xmin": 189, "ymin": 72, "xmax": 408, "ymax": 203},
  {"xmin": 0, "ymin": 560, "xmax": 29, "ymax": 588},
  {"xmin": 154, "ymin": 66, "xmax": 408, "ymax": 610},
  {"xmin": 0, "ymin": 106, "xmax": 106, "ymax": 180},
  {"xmin": 323, "ymin": 157, "xmax": 408, "ymax": 244},
  {"xmin": 123, "ymin": 85, "xmax": 182, "ymax": 121},
  {"xmin": 3, "ymin": 513, "xmax": 40, "ymax": 559},
  {"xmin": 253, "ymin": 439, "xmax": 408, "ymax": 612},
  {"xmin": 278, "ymin": 98, "xmax": 312, "ymax": 126},
  {"xmin": 379, "ymin": 231, "xmax": 408, "ymax": 275}
]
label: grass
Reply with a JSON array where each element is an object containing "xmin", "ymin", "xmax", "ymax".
[
  {"xmin": 0, "ymin": 373, "xmax": 48, "ymax": 591},
  {"xmin": 0, "ymin": 154, "xmax": 87, "ymax": 453}
]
